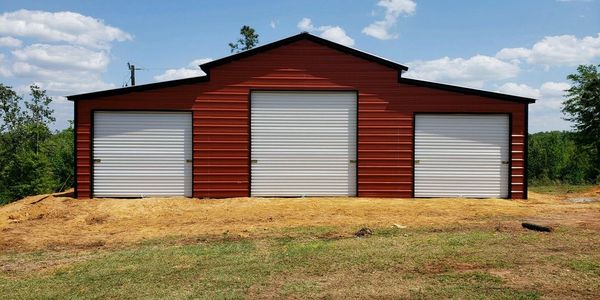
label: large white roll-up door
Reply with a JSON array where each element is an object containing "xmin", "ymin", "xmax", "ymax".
[
  {"xmin": 251, "ymin": 91, "xmax": 357, "ymax": 196},
  {"xmin": 93, "ymin": 111, "xmax": 192, "ymax": 198},
  {"xmin": 414, "ymin": 114, "xmax": 509, "ymax": 198}
]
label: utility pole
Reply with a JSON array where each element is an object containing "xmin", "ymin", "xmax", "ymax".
[{"xmin": 127, "ymin": 63, "xmax": 141, "ymax": 86}]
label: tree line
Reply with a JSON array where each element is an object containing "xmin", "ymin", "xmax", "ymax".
[
  {"xmin": 530, "ymin": 64, "xmax": 600, "ymax": 185},
  {"xmin": 528, "ymin": 131, "xmax": 598, "ymax": 185},
  {"xmin": 0, "ymin": 84, "xmax": 73, "ymax": 204}
]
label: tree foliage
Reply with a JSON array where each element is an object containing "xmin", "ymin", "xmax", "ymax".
[
  {"xmin": 562, "ymin": 64, "xmax": 600, "ymax": 175},
  {"xmin": 528, "ymin": 131, "xmax": 595, "ymax": 185},
  {"xmin": 0, "ymin": 84, "xmax": 73, "ymax": 204},
  {"xmin": 228, "ymin": 25, "xmax": 259, "ymax": 53}
]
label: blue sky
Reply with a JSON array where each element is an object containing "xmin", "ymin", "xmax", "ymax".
[{"xmin": 1, "ymin": 0, "xmax": 599, "ymax": 132}]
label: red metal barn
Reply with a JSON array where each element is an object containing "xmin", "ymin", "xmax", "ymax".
[{"xmin": 68, "ymin": 33, "xmax": 535, "ymax": 200}]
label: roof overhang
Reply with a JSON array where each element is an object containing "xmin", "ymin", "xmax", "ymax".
[{"xmin": 398, "ymin": 78, "xmax": 536, "ymax": 104}]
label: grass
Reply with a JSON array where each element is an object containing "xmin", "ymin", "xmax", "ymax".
[
  {"xmin": 1, "ymin": 227, "xmax": 599, "ymax": 299},
  {"xmin": 0, "ymin": 186, "xmax": 599, "ymax": 299},
  {"xmin": 529, "ymin": 184, "xmax": 597, "ymax": 195}
]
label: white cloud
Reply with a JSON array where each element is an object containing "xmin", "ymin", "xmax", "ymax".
[
  {"xmin": 12, "ymin": 44, "xmax": 109, "ymax": 72},
  {"xmin": 404, "ymin": 55, "xmax": 520, "ymax": 88},
  {"xmin": 270, "ymin": 20, "xmax": 278, "ymax": 29},
  {"xmin": 0, "ymin": 36, "xmax": 22, "ymax": 48},
  {"xmin": 11, "ymin": 62, "xmax": 115, "ymax": 93},
  {"xmin": 7, "ymin": 43, "xmax": 114, "ymax": 95},
  {"xmin": 0, "ymin": 54, "xmax": 12, "ymax": 77},
  {"xmin": 153, "ymin": 58, "xmax": 212, "ymax": 82},
  {"xmin": 497, "ymin": 82, "xmax": 541, "ymax": 98},
  {"xmin": 0, "ymin": 9, "xmax": 130, "ymax": 94},
  {"xmin": 297, "ymin": 18, "xmax": 355, "ymax": 46},
  {"xmin": 319, "ymin": 27, "xmax": 355, "ymax": 47},
  {"xmin": 495, "ymin": 47, "xmax": 530, "ymax": 60},
  {"xmin": 0, "ymin": 10, "xmax": 132, "ymax": 130},
  {"xmin": 154, "ymin": 69, "xmax": 205, "ymax": 82},
  {"xmin": 497, "ymin": 81, "xmax": 570, "ymax": 110},
  {"xmin": 540, "ymin": 81, "xmax": 570, "ymax": 96},
  {"xmin": 496, "ymin": 81, "xmax": 572, "ymax": 132},
  {"xmin": 0, "ymin": 9, "xmax": 132, "ymax": 49},
  {"xmin": 496, "ymin": 33, "xmax": 600, "ymax": 67},
  {"xmin": 362, "ymin": 0, "xmax": 416, "ymax": 40}
]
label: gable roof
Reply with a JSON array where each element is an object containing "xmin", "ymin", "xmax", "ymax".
[
  {"xmin": 199, "ymin": 32, "xmax": 409, "ymax": 73},
  {"xmin": 67, "ymin": 32, "xmax": 409, "ymax": 100},
  {"xmin": 67, "ymin": 32, "xmax": 534, "ymax": 104}
]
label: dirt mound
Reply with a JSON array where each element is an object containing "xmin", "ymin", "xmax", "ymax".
[{"xmin": 1, "ymin": 187, "xmax": 599, "ymax": 252}]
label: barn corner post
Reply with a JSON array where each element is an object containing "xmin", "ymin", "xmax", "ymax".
[
  {"xmin": 73, "ymin": 98, "xmax": 78, "ymax": 199},
  {"xmin": 524, "ymin": 103, "xmax": 529, "ymax": 200}
]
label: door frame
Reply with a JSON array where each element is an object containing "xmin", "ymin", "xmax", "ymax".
[
  {"xmin": 90, "ymin": 109, "xmax": 194, "ymax": 198},
  {"xmin": 411, "ymin": 112, "xmax": 513, "ymax": 199},
  {"xmin": 248, "ymin": 89, "xmax": 359, "ymax": 197}
]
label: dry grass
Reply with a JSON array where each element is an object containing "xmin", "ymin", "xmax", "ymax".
[
  {"xmin": 1, "ymin": 188, "xmax": 599, "ymax": 252},
  {"xmin": 1, "ymin": 187, "xmax": 599, "ymax": 299}
]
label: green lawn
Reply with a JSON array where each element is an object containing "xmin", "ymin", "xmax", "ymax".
[{"xmin": 2, "ymin": 226, "xmax": 599, "ymax": 299}]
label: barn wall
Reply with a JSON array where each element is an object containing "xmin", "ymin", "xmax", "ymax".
[{"xmin": 75, "ymin": 39, "xmax": 527, "ymax": 199}]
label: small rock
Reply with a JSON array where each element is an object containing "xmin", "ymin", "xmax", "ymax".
[
  {"xmin": 354, "ymin": 227, "xmax": 373, "ymax": 237},
  {"xmin": 393, "ymin": 224, "xmax": 407, "ymax": 229}
]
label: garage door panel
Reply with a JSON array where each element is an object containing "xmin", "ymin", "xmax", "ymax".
[
  {"xmin": 93, "ymin": 112, "xmax": 192, "ymax": 198},
  {"xmin": 251, "ymin": 92, "xmax": 356, "ymax": 197},
  {"xmin": 414, "ymin": 114, "xmax": 509, "ymax": 198}
]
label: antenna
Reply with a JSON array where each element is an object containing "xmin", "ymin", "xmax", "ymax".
[{"xmin": 127, "ymin": 62, "xmax": 142, "ymax": 86}]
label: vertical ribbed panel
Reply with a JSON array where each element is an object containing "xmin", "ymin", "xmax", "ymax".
[
  {"xmin": 93, "ymin": 112, "xmax": 192, "ymax": 197},
  {"xmin": 414, "ymin": 114, "xmax": 509, "ymax": 198},
  {"xmin": 251, "ymin": 91, "xmax": 357, "ymax": 196},
  {"xmin": 75, "ymin": 39, "xmax": 528, "ymax": 199}
]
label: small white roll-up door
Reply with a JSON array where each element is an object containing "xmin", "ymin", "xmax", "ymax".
[
  {"xmin": 251, "ymin": 91, "xmax": 357, "ymax": 196},
  {"xmin": 414, "ymin": 114, "xmax": 509, "ymax": 198},
  {"xmin": 93, "ymin": 111, "xmax": 192, "ymax": 198}
]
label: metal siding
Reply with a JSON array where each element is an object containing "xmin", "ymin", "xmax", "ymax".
[
  {"xmin": 251, "ymin": 91, "xmax": 356, "ymax": 196},
  {"xmin": 75, "ymin": 39, "xmax": 528, "ymax": 199},
  {"xmin": 93, "ymin": 112, "xmax": 192, "ymax": 197},
  {"xmin": 414, "ymin": 114, "xmax": 509, "ymax": 198}
]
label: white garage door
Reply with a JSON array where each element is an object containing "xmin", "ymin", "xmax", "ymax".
[
  {"xmin": 414, "ymin": 114, "xmax": 509, "ymax": 198},
  {"xmin": 93, "ymin": 111, "xmax": 192, "ymax": 198},
  {"xmin": 251, "ymin": 91, "xmax": 357, "ymax": 196}
]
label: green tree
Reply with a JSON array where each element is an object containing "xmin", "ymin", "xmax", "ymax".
[
  {"xmin": 0, "ymin": 84, "xmax": 69, "ymax": 204},
  {"xmin": 44, "ymin": 124, "xmax": 74, "ymax": 192},
  {"xmin": 25, "ymin": 85, "xmax": 55, "ymax": 154},
  {"xmin": 228, "ymin": 25, "xmax": 259, "ymax": 53},
  {"xmin": 528, "ymin": 131, "xmax": 594, "ymax": 184},
  {"xmin": 0, "ymin": 83, "xmax": 25, "ymax": 132},
  {"xmin": 562, "ymin": 64, "xmax": 600, "ymax": 181}
]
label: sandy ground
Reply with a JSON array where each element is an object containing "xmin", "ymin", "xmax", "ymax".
[{"xmin": 1, "ymin": 188, "xmax": 599, "ymax": 252}]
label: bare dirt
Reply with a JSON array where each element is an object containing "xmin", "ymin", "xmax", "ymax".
[{"xmin": 1, "ymin": 188, "xmax": 599, "ymax": 252}]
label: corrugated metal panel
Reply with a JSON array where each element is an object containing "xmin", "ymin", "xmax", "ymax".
[
  {"xmin": 414, "ymin": 114, "xmax": 509, "ymax": 198},
  {"xmin": 76, "ymin": 39, "xmax": 527, "ymax": 199},
  {"xmin": 251, "ymin": 91, "xmax": 356, "ymax": 196},
  {"xmin": 93, "ymin": 112, "xmax": 192, "ymax": 197}
]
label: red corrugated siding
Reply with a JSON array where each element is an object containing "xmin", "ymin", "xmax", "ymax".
[{"xmin": 75, "ymin": 39, "xmax": 527, "ymax": 199}]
